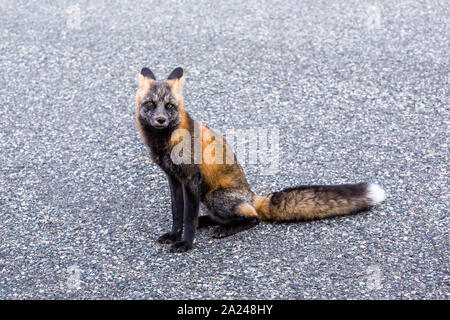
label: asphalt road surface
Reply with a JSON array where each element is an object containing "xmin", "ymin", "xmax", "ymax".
[{"xmin": 0, "ymin": 0, "xmax": 448, "ymax": 299}]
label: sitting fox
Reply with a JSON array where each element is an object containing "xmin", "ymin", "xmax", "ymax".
[{"xmin": 135, "ymin": 67, "xmax": 386, "ymax": 252}]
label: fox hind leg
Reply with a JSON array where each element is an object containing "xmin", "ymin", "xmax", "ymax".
[
  {"xmin": 212, "ymin": 217, "xmax": 259, "ymax": 238},
  {"xmin": 205, "ymin": 189, "xmax": 260, "ymax": 238},
  {"xmin": 197, "ymin": 215, "xmax": 219, "ymax": 228}
]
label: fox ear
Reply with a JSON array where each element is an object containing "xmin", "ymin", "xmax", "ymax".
[
  {"xmin": 141, "ymin": 67, "xmax": 156, "ymax": 80},
  {"xmin": 138, "ymin": 67, "xmax": 155, "ymax": 90},
  {"xmin": 167, "ymin": 67, "xmax": 184, "ymax": 95},
  {"xmin": 167, "ymin": 67, "xmax": 183, "ymax": 80}
]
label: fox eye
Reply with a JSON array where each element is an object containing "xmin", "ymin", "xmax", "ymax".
[
  {"xmin": 166, "ymin": 103, "xmax": 174, "ymax": 109},
  {"xmin": 144, "ymin": 101, "xmax": 154, "ymax": 108}
]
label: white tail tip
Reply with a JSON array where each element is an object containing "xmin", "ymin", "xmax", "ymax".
[{"xmin": 367, "ymin": 184, "xmax": 386, "ymax": 205}]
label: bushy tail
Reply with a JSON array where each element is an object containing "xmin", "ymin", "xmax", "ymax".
[{"xmin": 253, "ymin": 182, "xmax": 385, "ymax": 221}]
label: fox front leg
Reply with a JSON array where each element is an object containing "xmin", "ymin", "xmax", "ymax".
[
  {"xmin": 170, "ymin": 173, "xmax": 201, "ymax": 253},
  {"xmin": 157, "ymin": 175, "xmax": 184, "ymax": 244}
]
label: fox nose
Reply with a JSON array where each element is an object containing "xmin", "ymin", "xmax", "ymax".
[{"xmin": 156, "ymin": 117, "xmax": 167, "ymax": 125}]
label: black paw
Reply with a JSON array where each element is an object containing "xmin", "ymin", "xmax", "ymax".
[
  {"xmin": 157, "ymin": 232, "xmax": 181, "ymax": 244},
  {"xmin": 169, "ymin": 241, "xmax": 193, "ymax": 253},
  {"xmin": 212, "ymin": 226, "xmax": 234, "ymax": 238},
  {"xmin": 197, "ymin": 216, "xmax": 216, "ymax": 229}
]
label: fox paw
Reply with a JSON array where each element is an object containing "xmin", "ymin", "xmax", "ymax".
[
  {"xmin": 212, "ymin": 226, "xmax": 235, "ymax": 238},
  {"xmin": 169, "ymin": 241, "xmax": 193, "ymax": 253},
  {"xmin": 157, "ymin": 232, "xmax": 181, "ymax": 244},
  {"xmin": 197, "ymin": 216, "xmax": 217, "ymax": 229}
]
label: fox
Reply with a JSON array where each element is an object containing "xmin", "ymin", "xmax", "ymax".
[{"xmin": 135, "ymin": 67, "xmax": 386, "ymax": 253}]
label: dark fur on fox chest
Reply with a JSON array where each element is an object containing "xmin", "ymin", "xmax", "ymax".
[{"xmin": 145, "ymin": 131, "xmax": 201, "ymax": 185}]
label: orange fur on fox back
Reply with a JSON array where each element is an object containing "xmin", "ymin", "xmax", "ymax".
[{"xmin": 199, "ymin": 124, "xmax": 246, "ymax": 192}]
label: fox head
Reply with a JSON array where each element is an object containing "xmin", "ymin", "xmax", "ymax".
[{"xmin": 136, "ymin": 67, "xmax": 185, "ymax": 130}]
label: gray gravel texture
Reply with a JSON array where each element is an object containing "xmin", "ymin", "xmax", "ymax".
[{"xmin": 0, "ymin": 0, "xmax": 448, "ymax": 299}]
